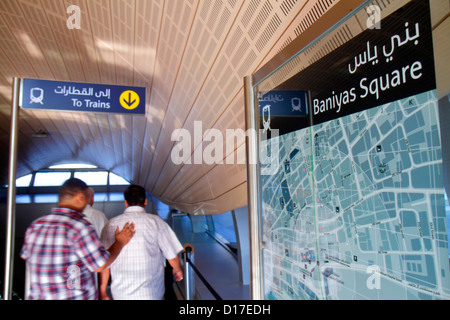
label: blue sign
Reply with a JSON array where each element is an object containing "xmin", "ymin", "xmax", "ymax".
[
  {"xmin": 259, "ymin": 90, "xmax": 308, "ymax": 117},
  {"xmin": 20, "ymin": 78, "xmax": 146, "ymax": 115},
  {"xmin": 259, "ymin": 90, "xmax": 309, "ymax": 133}
]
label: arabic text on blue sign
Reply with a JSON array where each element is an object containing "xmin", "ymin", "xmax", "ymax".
[{"xmin": 20, "ymin": 79, "xmax": 146, "ymax": 115}]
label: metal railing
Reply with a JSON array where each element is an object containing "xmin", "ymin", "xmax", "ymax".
[{"xmin": 182, "ymin": 245, "xmax": 222, "ymax": 300}]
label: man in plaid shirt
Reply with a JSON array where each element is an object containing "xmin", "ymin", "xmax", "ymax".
[{"xmin": 21, "ymin": 178, "xmax": 135, "ymax": 300}]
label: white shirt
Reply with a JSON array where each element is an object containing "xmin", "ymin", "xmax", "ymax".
[
  {"xmin": 100, "ymin": 206, "xmax": 183, "ymax": 300},
  {"xmin": 82, "ymin": 204, "xmax": 108, "ymax": 237}
]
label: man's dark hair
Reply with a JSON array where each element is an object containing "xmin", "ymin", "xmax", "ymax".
[
  {"xmin": 124, "ymin": 185, "xmax": 147, "ymax": 207},
  {"xmin": 58, "ymin": 178, "xmax": 88, "ymax": 200}
]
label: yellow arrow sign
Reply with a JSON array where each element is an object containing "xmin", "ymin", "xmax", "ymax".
[{"xmin": 120, "ymin": 90, "xmax": 140, "ymax": 110}]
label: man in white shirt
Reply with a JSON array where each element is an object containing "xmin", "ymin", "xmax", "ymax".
[
  {"xmin": 83, "ymin": 187, "xmax": 108, "ymax": 237},
  {"xmin": 99, "ymin": 185, "xmax": 184, "ymax": 300}
]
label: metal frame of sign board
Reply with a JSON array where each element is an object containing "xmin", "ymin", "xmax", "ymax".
[
  {"xmin": 3, "ymin": 77, "xmax": 146, "ymax": 300},
  {"xmin": 246, "ymin": 0, "xmax": 449, "ymax": 301}
]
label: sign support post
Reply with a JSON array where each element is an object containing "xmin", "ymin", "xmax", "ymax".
[{"xmin": 3, "ymin": 77, "xmax": 20, "ymax": 300}]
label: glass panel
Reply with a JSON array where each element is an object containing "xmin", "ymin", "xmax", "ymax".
[
  {"xmin": 16, "ymin": 194, "xmax": 32, "ymax": 204},
  {"xmin": 108, "ymin": 192, "xmax": 125, "ymax": 201},
  {"xmin": 74, "ymin": 171, "xmax": 108, "ymax": 186},
  {"xmin": 446, "ymin": 193, "xmax": 450, "ymax": 258},
  {"xmin": 254, "ymin": 0, "xmax": 450, "ymax": 300},
  {"xmin": 34, "ymin": 172, "xmax": 71, "ymax": 187},
  {"xmin": 212, "ymin": 211, "xmax": 237, "ymax": 244},
  {"xmin": 33, "ymin": 194, "xmax": 59, "ymax": 203},
  {"xmin": 16, "ymin": 174, "xmax": 32, "ymax": 187}
]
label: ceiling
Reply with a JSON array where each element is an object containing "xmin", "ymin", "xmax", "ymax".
[
  {"xmin": 0, "ymin": 0, "xmax": 447, "ymax": 215},
  {"xmin": 0, "ymin": 0, "xmax": 348, "ymax": 214}
]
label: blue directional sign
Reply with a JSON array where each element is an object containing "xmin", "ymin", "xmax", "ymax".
[
  {"xmin": 20, "ymin": 78, "xmax": 146, "ymax": 115},
  {"xmin": 259, "ymin": 90, "xmax": 309, "ymax": 134}
]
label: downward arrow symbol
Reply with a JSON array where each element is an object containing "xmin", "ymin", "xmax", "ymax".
[{"xmin": 120, "ymin": 90, "xmax": 141, "ymax": 110}]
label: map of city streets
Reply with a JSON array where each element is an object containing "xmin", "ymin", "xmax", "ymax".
[
  {"xmin": 256, "ymin": 0, "xmax": 450, "ymax": 300},
  {"xmin": 260, "ymin": 90, "xmax": 450, "ymax": 300}
]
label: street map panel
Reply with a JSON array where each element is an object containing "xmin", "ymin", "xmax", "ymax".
[{"xmin": 260, "ymin": 90, "xmax": 450, "ymax": 300}]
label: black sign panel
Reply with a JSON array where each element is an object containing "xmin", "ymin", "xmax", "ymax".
[{"xmin": 261, "ymin": 0, "xmax": 435, "ymax": 135}]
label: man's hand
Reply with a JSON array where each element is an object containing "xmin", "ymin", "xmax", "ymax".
[
  {"xmin": 95, "ymin": 222, "xmax": 136, "ymax": 273},
  {"xmin": 173, "ymin": 269, "xmax": 183, "ymax": 282},
  {"xmin": 114, "ymin": 222, "xmax": 135, "ymax": 246},
  {"xmin": 99, "ymin": 290, "xmax": 111, "ymax": 300},
  {"xmin": 168, "ymin": 256, "xmax": 183, "ymax": 282}
]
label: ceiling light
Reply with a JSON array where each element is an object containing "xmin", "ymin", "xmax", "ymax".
[{"xmin": 49, "ymin": 164, "xmax": 98, "ymax": 169}]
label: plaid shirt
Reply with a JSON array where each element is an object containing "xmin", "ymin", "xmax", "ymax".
[{"xmin": 21, "ymin": 208, "xmax": 110, "ymax": 300}]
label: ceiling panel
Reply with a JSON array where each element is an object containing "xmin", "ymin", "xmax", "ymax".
[{"xmin": 0, "ymin": 0, "xmax": 342, "ymax": 215}]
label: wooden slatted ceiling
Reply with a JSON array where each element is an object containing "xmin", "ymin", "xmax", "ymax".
[
  {"xmin": 0, "ymin": 0, "xmax": 362, "ymax": 215},
  {"xmin": 1, "ymin": 0, "xmax": 445, "ymax": 215}
]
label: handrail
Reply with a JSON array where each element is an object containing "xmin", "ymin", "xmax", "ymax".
[{"xmin": 182, "ymin": 250, "xmax": 222, "ymax": 300}]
